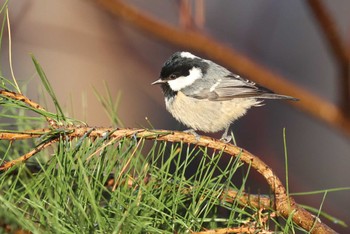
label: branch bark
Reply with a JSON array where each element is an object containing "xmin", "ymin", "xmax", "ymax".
[{"xmin": 0, "ymin": 90, "xmax": 57, "ymax": 127}]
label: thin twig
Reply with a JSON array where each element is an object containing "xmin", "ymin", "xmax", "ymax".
[
  {"xmin": 192, "ymin": 226, "xmax": 261, "ymax": 234},
  {"xmin": 0, "ymin": 139, "xmax": 58, "ymax": 171},
  {"xmin": 5, "ymin": 8, "xmax": 21, "ymax": 94},
  {"xmin": 86, "ymin": 137, "xmax": 118, "ymax": 161},
  {"xmin": 193, "ymin": 210, "xmax": 276, "ymax": 233},
  {"xmin": 194, "ymin": 0, "xmax": 204, "ymax": 28},
  {"xmin": 306, "ymin": 0, "xmax": 349, "ymax": 63},
  {"xmin": 306, "ymin": 0, "xmax": 350, "ymax": 116},
  {"xmin": 109, "ymin": 175, "xmax": 273, "ymax": 210},
  {"xmin": 96, "ymin": 0, "xmax": 350, "ymax": 137},
  {"xmin": 0, "ymin": 90, "xmax": 57, "ymax": 127},
  {"xmin": 112, "ymin": 138, "xmax": 143, "ymax": 191},
  {"xmin": 179, "ymin": 0, "xmax": 192, "ymax": 29},
  {"xmin": 0, "ymin": 129, "xmax": 50, "ymax": 140}
]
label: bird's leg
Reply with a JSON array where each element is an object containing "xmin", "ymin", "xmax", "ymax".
[
  {"xmin": 184, "ymin": 129, "xmax": 200, "ymax": 141},
  {"xmin": 220, "ymin": 126, "xmax": 232, "ymax": 143}
]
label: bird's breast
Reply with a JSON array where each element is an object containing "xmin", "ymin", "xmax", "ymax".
[{"xmin": 164, "ymin": 92, "xmax": 260, "ymax": 132}]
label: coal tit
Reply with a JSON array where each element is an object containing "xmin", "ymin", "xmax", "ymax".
[{"xmin": 152, "ymin": 51, "xmax": 297, "ymax": 142}]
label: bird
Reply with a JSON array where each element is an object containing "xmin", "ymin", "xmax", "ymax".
[{"xmin": 152, "ymin": 51, "xmax": 297, "ymax": 142}]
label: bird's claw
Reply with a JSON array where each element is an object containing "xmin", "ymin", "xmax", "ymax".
[
  {"xmin": 184, "ymin": 129, "xmax": 200, "ymax": 141},
  {"xmin": 220, "ymin": 135, "xmax": 232, "ymax": 143}
]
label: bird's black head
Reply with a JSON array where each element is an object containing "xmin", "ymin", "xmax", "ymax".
[
  {"xmin": 159, "ymin": 51, "xmax": 209, "ymax": 81},
  {"xmin": 152, "ymin": 52, "xmax": 209, "ymax": 98}
]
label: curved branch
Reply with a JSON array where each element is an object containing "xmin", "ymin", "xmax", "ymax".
[
  {"xmin": 0, "ymin": 139, "xmax": 58, "ymax": 171},
  {"xmin": 96, "ymin": 0, "xmax": 350, "ymax": 137},
  {"xmin": 113, "ymin": 175, "xmax": 274, "ymax": 212},
  {"xmin": 0, "ymin": 90, "xmax": 57, "ymax": 127},
  {"xmin": 306, "ymin": 0, "xmax": 349, "ymax": 64},
  {"xmin": 0, "ymin": 127, "xmax": 336, "ymax": 233}
]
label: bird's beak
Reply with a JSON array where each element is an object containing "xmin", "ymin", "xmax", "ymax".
[{"xmin": 151, "ymin": 79, "xmax": 165, "ymax": 85}]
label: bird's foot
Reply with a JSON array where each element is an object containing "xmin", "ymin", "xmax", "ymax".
[
  {"xmin": 220, "ymin": 127, "xmax": 236, "ymax": 145},
  {"xmin": 220, "ymin": 135, "xmax": 232, "ymax": 143},
  {"xmin": 184, "ymin": 129, "xmax": 200, "ymax": 141}
]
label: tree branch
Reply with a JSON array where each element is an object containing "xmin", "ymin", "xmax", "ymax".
[
  {"xmin": 306, "ymin": 0, "xmax": 350, "ymax": 116},
  {"xmin": 0, "ymin": 127, "xmax": 336, "ymax": 233},
  {"xmin": 0, "ymin": 90, "xmax": 57, "ymax": 127}
]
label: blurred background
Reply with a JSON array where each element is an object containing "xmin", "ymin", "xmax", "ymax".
[{"xmin": 2, "ymin": 0, "xmax": 350, "ymax": 232}]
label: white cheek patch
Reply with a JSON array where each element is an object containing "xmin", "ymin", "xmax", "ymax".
[
  {"xmin": 180, "ymin": 52, "xmax": 198, "ymax": 59},
  {"xmin": 168, "ymin": 67, "xmax": 202, "ymax": 91}
]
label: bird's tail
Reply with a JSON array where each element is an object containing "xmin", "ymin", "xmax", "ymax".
[{"xmin": 257, "ymin": 93, "xmax": 299, "ymax": 101}]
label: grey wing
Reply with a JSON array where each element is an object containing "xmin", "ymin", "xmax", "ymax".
[{"xmin": 182, "ymin": 73, "xmax": 296, "ymax": 101}]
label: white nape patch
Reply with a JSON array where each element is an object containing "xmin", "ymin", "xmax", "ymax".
[
  {"xmin": 180, "ymin": 52, "xmax": 198, "ymax": 59},
  {"xmin": 209, "ymin": 79, "xmax": 221, "ymax": 92},
  {"xmin": 168, "ymin": 67, "xmax": 202, "ymax": 91}
]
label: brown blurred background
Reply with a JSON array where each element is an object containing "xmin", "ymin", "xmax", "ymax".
[{"xmin": 2, "ymin": 0, "xmax": 350, "ymax": 232}]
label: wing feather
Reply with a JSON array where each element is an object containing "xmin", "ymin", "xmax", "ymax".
[{"xmin": 182, "ymin": 73, "xmax": 296, "ymax": 101}]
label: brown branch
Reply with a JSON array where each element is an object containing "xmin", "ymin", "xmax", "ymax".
[
  {"xmin": 192, "ymin": 226, "xmax": 267, "ymax": 234},
  {"xmin": 179, "ymin": 0, "xmax": 205, "ymax": 29},
  {"xmin": 109, "ymin": 174, "xmax": 274, "ymax": 219},
  {"xmin": 307, "ymin": 0, "xmax": 350, "ymax": 116},
  {"xmin": 0, "ymin": 129, "xmax": 51, "ymax": 140},
  {"xmin": 194, "ymin": 0, "xmax": 205, "ymax": 28},
  {"xmin": 222, "ymin": 188, "xmax": 272, "ymax": 209},
  {"xmin": 193, "ymin": 210, "xmax": 276, "ymax": 233},
  {"xmin": 0, "ymin": 127, "xmax": 336, "ymax": 233},
  {"xmin": 0, "ymin": 139, "xmax": 58, "ymax": 171},
  {"xmin": 306, "ymin": 0, "xmax": 349, "ymax": 65},
  {"xmin": 0, "ymin": 90, "xmax": 57, "ymax": 127},
  {"xmin": 96, "ymin": 0, "xmax": 350, "ymax": 137},
  {"xmin": 179, "ymin": 0, "xmax": 192, "ymax": 29}
]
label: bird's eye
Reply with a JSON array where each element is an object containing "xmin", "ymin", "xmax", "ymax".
[{"xmin": 170, "ymin": 74, "xmax": 177, "ymax": 79}]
